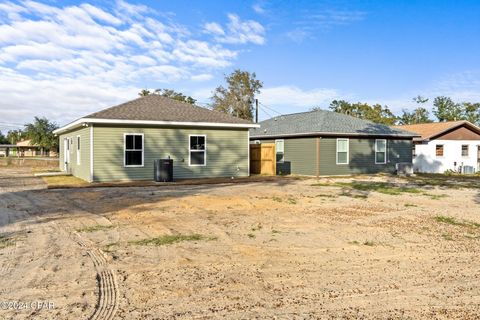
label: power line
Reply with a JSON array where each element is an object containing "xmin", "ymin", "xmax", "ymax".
[{"xmin": 258, "ymin": 101, "xmax": 283, "ymax": 116}]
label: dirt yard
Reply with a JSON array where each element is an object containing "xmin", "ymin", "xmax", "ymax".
[{"xmin": 1, "ymin": 167, "xmax": 479, "ymax": 319}]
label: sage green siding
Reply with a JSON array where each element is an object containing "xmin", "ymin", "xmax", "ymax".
[
  {"xmin": 319, "ymin": 138, "xmax": 412, "ymax": 175},
  {"xmin": 92, "ymin": 125, "xmax": 249, "ymax": 182},
  {"xmin": 59, "ymin": 127, "xmax": 91, "ymax": 181},
  {"xmin": 254, "ymin": 136, "xmax": 412, "ymax": 176}
]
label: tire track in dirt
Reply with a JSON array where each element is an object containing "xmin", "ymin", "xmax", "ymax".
[{"xmin": 72, "ymin": 231, "xmax": 119, "ymax": 320}]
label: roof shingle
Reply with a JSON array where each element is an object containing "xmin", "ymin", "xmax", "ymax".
[
  {"xmin": 392, "ymin": 121, "xmax": 478, "ymax": 140},
  {"xmin": 84, "ymin": 95, "xmax": 253, "ymax": 124},
  {"xmin": 250, "ymin": 109, "xmax": 417, "ymax": 138}
]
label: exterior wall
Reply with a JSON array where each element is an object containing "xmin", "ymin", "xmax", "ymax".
[
  {"xmin": 252, "ymin": 136, "xmax": 412, "ymax": 176},
  {"xmin": 413, "ymin": 140, "xmax": 480, "ymax": 173},
  {"xmin": 58, "ymin": 127, "xmax": 91, "ymax": 181},
  {"xmin": 92, "ymin": 125, "xmax": 249, "ymax": 182},
  {"xmin": 319, "ymin": 138, "xmax": 412, "ymax": 175}
]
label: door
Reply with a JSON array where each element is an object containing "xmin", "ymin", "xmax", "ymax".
[{"xmin": 63, "ymin": 138, "xmax": 69, "ymax": 171}]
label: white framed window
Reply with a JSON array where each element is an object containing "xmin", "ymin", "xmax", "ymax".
[
  {"xmin": 275, "ymin": 139, "xmax": 284, "ymax": 163},
  {"xmin": 336, "ymin": 138, "xmax": 349, "ymax": 164},
  {"xmin": 375, "ymin": 139, "xmax": 387, "ymax": 164},
  {"xmin": 124, "ymin": 133, "xmax": 144, "ymax": 167},
  {"xmin": 76, "ymin": 135, "xmax": 81, "ymax": 165},
  {"xmin": 461, "ymin": 144, "xmax": 469, "ymax": 157},
  {"xmin": 189, "ymin": 135, "xmax": 206, "ymax": 166}
]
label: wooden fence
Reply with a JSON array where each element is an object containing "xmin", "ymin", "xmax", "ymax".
[{"xmin": 250, "ymin": 143, "xmax": 276, "ymax": 175}]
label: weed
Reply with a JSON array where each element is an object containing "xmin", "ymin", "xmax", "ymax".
[
  {"xmin": 272, "ymin": 196, "xmax": 282, "ymax": 202},
  {"xmin": 0, "ymin": 235, "xmax": 14, "ymax": 249},
  {"xmin": 251, "ymin": 223, "xmax": 263, "ymax": 232},
  {"xmin": 103, "ymin": 242, "xmax": 119, "ymax": 252},
  {"xmin": 247, "ymin": 233, "xmax": 256, "ymax": 239},
  {"xmin": 131, "ymin": 234, "xmax": 216, "ymax": 246},
  {"xmin": 425, "ymin": 194, "xmax": 448, "ymax": 200},
  {"xmin": 271, "ymin": 229, "xmax": 281, "ymax": 234},
  {"xmin": 287, "ymin": 197, "xmax": 297, "ymax": 204},
  {"xmin": 404, "ymin": 203, "xmax": 418, "ymax": 207},
  {"xmin": 349, "ymin": 240, "xmax": 360, "ymax": 245},
  {"xmin": 315, "ymin": 194, "xmax": 337, "ymax": 198},
  {"xmin": 363, "ymin": 240, "xmax": 375, "ymax": 246},
  {"xmin": 434, "ymin": 216, "xmax": 480, "ymax": 228},
  {"xmin": 76, "ymin": 224, "xmax": 114, "ymax": 233}
]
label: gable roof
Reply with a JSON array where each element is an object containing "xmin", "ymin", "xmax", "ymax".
[
  {"xmin": 54, "ymin": 95, "xmax": 258, "ymax": 134},
  {"xmin": 250, "ymin": 109, "xmax": 417, "ymax": 138},
  {"xmin": 392, "ymin": 121, "xmax": 480, "ymax": 141}
]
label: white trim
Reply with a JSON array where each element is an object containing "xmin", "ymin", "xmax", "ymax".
[
  {"xmin": 250, "ymin": 131, "xmax": 418, "ymax": 139},
  {"xmin": 90, "ymin": 125, "xmax": 93, "ymax": 182},
  {"xmin": 53, "ymin": 118, "xmax": 259, "ymax": 134},
  {"xmin": 275, "ymin": 139, "xmax": 285, "ymax": 163},
  {"xmin": 123, "ymin": 133, "xmax": 144, "ymax": 167},
  {"xmin": 188, "ymin": 134, "xmax": 207, "ymax": 167},
  {"xmin": 336, "ymin": 138, "xmax": 349, "ymax": 165},
  {"xmin": 247, "ymin": 131, "xmax": 250, "ymax": 176},
  {"xmin": 76, "ymin": 135, "xmax": 81, "ymax": 165},
  {"xmin": 375, "ymin": 139, "xmax": 387, "ymax": 164}
]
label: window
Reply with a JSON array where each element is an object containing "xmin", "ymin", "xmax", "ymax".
[
  {"xmin": 461, "ymin": 145, "xmax": 469, "ymax": 157},
  {"xmin": 189, "ymin": 135, "xmax": 206, "ymax": 166},
  {"xmin": 375, "ymin": 139, "xmax": 387, "ymax": 164},
  {"xmin": 275, "ymin": 139, "xmax": 284, "ymax": 163},
  {"xmin": 76, "ymin": 135, "xmax": 81, "ymax": 165},
  {"xmin": 336, "ymin": 138, "xmax": 349, "ymax": 164},
  {"xmin": 436, "ymin": 144, "xmax": 444, "ymax": 157},
  {"xmin": 124, "ymin": 134, "xmax": 143, "ymax": 167}
]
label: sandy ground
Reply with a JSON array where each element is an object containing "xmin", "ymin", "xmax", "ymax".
[{"xmin": 0, "ymin": 167, "xmax": 479, "ymax": 319}]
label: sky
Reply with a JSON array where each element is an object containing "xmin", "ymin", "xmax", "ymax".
[{"xmin": 1, "ymin": 0, "xmax": 480, "ymax": 132}]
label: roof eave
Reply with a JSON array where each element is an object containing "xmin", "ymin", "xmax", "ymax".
[
  {"xmin": 250, "ymin": 131, "xmax": 419, "ymax": 139},
  {"xmin": 53, "ymin": 118, "xmax": 259, "ymax": 135}
]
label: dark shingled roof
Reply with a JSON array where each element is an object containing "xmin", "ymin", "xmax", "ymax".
[
  {"xmin": 250, "ymin": 109, "xmax": 417, "ymax": 138},
  {"xmin": 84, "ymin": 95, "xmax": 253, "ymax": 124}
]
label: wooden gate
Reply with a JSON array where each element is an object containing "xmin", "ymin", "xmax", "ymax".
[{"xmin": 250, "ymin": 143, "xmax": 276, "ymax": 175}]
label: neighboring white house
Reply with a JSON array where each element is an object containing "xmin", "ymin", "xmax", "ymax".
[{"xmin": 393, "ymin": 121, "xmax": 480, "ymax": 174}]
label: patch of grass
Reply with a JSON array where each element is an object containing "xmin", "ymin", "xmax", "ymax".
[
  {"xmin": 271, "ymin": 196, "xmax": 282, "ymax": 202},
  {"xmin": 271, "ymin": 229, "xmax": 281, "ymax": 234},
  {"xmin": 76, "ymin": 224, "xmax": 114, "ymax": 233},
  {"xmin": 42, "ymin": 175, "xmax": 89, "ymax": 187},
  {"xmin": 404, "ymin": 203, "xmax": 418, "ymax": 207},
  {"xmin": 247, "ymin": 233, "xmax": 256, "ymax": 239},
  {"xmin": 434, "ymin": 216, "xmax": 480, "ymax": 228},
  {"xmin": 363, "ymin": 240, "xmax": 375, "ymax": 246},
  {"xmin": 340, "ymin": 191, "xmax": 367, "ymax": 199},
  {"xmin": 0, "ymin": 235, "xmax": 14, "ymax": 249},
  {"xmin": 314, "ymin": 181, "xmax": 423, "ymax": 196},
  {"xmin": 349, "ymin": 240, "xmax": 360, "ymax": 245},
  {"xmin": 131, "ymin": 234, "xmax": 216, "ymax": 246},
  {"xmin": 286, "ymin": 197, "xmax": 297, "ymax": 205}
]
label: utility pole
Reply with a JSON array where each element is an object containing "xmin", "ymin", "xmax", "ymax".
[{"xmin": 255, "ymin": 99, "xmax": 259, "ymax": 123}]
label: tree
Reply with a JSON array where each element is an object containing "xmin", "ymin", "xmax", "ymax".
[
  {"xmin": 0, "ymin": 131, "xmax": 8, "ymax": 144},
  {"xmin": 412, "ymin": 95, "xmax": 429, "ymax": 104},
  {"xmin": 211, "ymin": 69, "xmax": 263, "ymax": 120},
  {"xmin": 432, "ymin": 96, "xmax": 463, "ymax": 122},
  {"xmin": 310, "ymin": 106, "xmax": 323, "ymax": 111},
  {"xmin": 24, "ymin": 117, "xmax": 59, "ymax": 155},
  {"xmin": 329, "ymin": 100, "xmax": 397, "ymax": 125},
  {"xmin": 461, "ymin": 102, "xmax": 480, "ymax": 125},
  {"xmin": 6, "ymin": 129, "xmax": 24, "ymax": 144},
  {"xmin": 138, "ymin": 89, "xmax": 151, "ymax": 96},
  {"xmin": 154, "ymin": 89, "xmax": 196, "ymax": 104},
  {"xmin": 398, "ymin": 107, "xmax": 432, "ymax": 125}
]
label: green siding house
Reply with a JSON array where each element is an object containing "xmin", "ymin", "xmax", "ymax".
[
  {"xmin": 53, "ymin": 95, "xmax": 258, "ymax": 182},
  {"xmin": 250, "ymin": 110, "xmax": 417, "ymax": 176}
]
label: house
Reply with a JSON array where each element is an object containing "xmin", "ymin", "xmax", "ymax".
[
  {"xmin": 53, "ymin": 95, "xmax": 259, "ymax": 182},
  {"xmin": 393, "ymin": 121, "xmax": 480, "ymax": 173},
  {"xmin": 249, "ymin": 109, "xmax": 417, "ymax": 176},
  {"xmin": 15, "ymin": 139, "xmax": 57, "ymax": 157}
]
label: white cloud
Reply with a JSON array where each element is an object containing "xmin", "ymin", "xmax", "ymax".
[
  {"xmin": 204, "ymin": 13, "xmax": 265, "ymax": 45},
  {"xmin": 252, "ymin": 4, "xmax": 265, "ymax": 14},
  {"xmin": 0, "ymin": 1, "xmax": 262, "ymax": 131},
  {"xmin": 259, "ymin": 85, "xmax": 340, "ymax": 108}
]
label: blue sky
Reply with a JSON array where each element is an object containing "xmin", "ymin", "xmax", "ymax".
[{"xmin": 1, "ymin": 0, "xmax": 480, "ymax": 131}]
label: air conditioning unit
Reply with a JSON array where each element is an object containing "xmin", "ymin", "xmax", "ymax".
[
  {"xmin": 462, "ymin": 166, "xmax": 475, "ymax": 174},
  {"xmin": 396, "ymin": 162, "xmax": 414, "ymax": 176}
]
